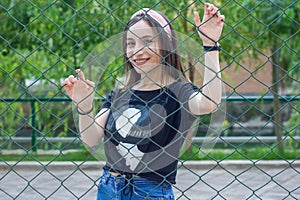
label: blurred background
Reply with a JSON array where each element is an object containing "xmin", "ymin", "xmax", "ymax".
[{"xmin": 0, "ymin": 0, "xmax": 299, "ymax": 197}]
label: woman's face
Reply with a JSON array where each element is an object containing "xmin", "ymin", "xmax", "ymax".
[{"xmin": 126, "ymin": 20, "xmax": 162, "ymax": 75}]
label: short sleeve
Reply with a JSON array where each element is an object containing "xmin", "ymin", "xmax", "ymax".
[
  {"xmin": 183, "ymin": 82, "xmax": 201, "ymax": 95},
  {"xmin": 99, "ymin": 90, "xmax": 114, "ymax": 110},
  {"xmin": 170, "ymin": 82, "xmax": 200, "ymax": 101},
  {"xmin": 168, "ymin": 81, "xmax": 201, "ymax": 116}
]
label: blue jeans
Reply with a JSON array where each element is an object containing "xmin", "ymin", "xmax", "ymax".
[{"xmin": 97, "ymin": 170, "xmax": 175, "ymax": 200}]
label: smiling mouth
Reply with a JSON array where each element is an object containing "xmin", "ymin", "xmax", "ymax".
[{"xmin": 134, "ymin": 58, "xmax": 150, "ymax": 66}]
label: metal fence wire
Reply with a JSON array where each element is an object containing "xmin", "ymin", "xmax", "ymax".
[{"xmin": 0, "ymin": 0, "xmax": 300, "ymax": 199}]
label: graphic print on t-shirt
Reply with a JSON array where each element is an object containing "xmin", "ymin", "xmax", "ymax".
[
  {"xmin": 115, "ymin": 107, "xmax": 141, "ymax": 138},
  {"xmin": 116, "ymin": 142, "xmax": 144, "ymax": 171},
  {"xmin": 114, "ymin": 104, "xmax": 167, "ymax": 171},
  {"xmin": 115, "ymin": 107, "xmax": 144, "ymax": 170},
  {"xmin": 102, "ymin": 83, "xmax": 205, "ymax": 175}
]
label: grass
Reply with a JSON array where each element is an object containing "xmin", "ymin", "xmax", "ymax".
[
  {"xmin": 0, "ymin": 149, "xmax": 97, "ymax": 162},
  {"xmin": 180, "ymin": 145, "xmax": 300, "ymax": 161},
  {"xmin": 1, "ymin": 146, "xmax": 299, "ymax": 162}
]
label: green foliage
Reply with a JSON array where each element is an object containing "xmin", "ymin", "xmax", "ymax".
[
  {"xmin": 0, "ymin": 0, "xmax": 299, "ymax": 152},
  {"xmin": 0, "ymin": 0, "xmax": 203, "ymax": 149},
  {"xmin": 0, "ymin": 149, "xmax": 98, "ymax": 161},
  {"xmin": 219, "ymin": 0, "xmax": 299, "ymax": 64},
  {"xmin": 285, "ymin": 101, "xmax": 300, "ymax": 148},
  {"xmin": 217, "ymin": 0, "xmax": 299, "ymax": 152},
  {"xmin": 180, "ymin": 144, "xmax": 300, "ymax": 161},
  {"xmin": 1, "ymin": 144, "xmax": 298, "ymax": 161}
]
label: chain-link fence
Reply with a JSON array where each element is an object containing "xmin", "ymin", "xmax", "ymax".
[{"xmin": 1, "ymin": 0, "xmax": 299, "ymax": 199}]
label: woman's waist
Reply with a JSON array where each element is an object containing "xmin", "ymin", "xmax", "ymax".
[
  {"xmin": 103, "ymin": 164, "xmax": 177, "ymax": 184},
  {"xmin": 108, "ymin": 171, "xmax": 141, "ymax": 178}
]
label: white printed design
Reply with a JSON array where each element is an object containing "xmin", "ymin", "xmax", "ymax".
[
  {"xmin": 116, "ymin": 143, "xmax": 144, "ymax": 171},
  {"xmin": 115, "ymin": 107, "xmax": 141, "ymax": 138},
  {"xmin": 115, "ymin": 107, "xmax": 144, "ymax": 171}
]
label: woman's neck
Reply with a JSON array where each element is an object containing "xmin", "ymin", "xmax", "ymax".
[{"xmin": 134, "ymin": 71, "xmax": 175, "ymax": 90}]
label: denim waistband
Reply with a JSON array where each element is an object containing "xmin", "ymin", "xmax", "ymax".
[
  {"xmin": 98, "ymin": 169, "xmax": 174, "ymax": 200},
  {"xmin": 102, "ymin": 169, "xmax": 170, "ymax": 185}
]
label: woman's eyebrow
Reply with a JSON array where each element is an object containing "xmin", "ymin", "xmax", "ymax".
[{"xmin": 127, "ymin": 35, "xmax": 154, "ymax": 40}]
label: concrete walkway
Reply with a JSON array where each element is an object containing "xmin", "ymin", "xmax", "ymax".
[{"xmin": 0, "ymin": 160, "xmax": 299, "ymax": 200}]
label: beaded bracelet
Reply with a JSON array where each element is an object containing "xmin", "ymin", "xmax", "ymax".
[{"xmin": 77, "ymin": 105, "xmax": 94, "ymax": 115}]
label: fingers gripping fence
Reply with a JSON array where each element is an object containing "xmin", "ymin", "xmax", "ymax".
[{"xmin": 0, "ymin": 0, "xmax": 299, "ymax": 199}]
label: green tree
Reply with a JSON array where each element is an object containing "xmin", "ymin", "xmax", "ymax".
[
  {"xmin": 1, "ymin": 0, "xmax": 299, "ymax": 153},
  {"xmin": 218, "ymin": 0, "xmax": 299, "ymax": 152}
]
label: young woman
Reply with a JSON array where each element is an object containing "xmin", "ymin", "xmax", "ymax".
[{"xmin": 62, "ymin": 3, "xmax": 224, "ymax": 200}]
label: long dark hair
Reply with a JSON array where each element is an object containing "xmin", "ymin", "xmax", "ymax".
[{"xmin": 122, "ymin": 10, "xmax": 187, "ymax": 88}]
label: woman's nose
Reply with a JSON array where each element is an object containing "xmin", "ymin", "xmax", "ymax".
[{"xmin": 133, "ymin": 44, "xmax": 146, "ymax": 55}]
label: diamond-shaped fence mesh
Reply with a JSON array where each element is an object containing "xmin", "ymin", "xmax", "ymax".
[{"xmin": 0, "ymin": 0, "xmax": 299, "ymax": 199}]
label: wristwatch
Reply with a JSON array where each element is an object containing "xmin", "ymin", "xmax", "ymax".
[{"xmin": 203, "ymin": 42, "xmax": 221, "ymax": 52}]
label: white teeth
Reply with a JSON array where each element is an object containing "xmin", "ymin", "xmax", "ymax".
[{"xmin": 135, "ymin": 59, "xmax": 148, "ymax": 63}]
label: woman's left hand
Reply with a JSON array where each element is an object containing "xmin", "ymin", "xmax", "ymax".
[{"xmin": 194, "ymin": 3, "xmax": 225, "ymax": 46}]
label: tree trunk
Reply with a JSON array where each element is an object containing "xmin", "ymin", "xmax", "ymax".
[{"xmin": 271, "ymin": 44, "xmax": 284, "ymax": 152}]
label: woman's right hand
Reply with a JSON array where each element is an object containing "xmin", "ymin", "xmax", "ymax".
[
  {"xmin": 194, "ymin": 3, "xmax": 225, "ymax": 46},
  {"xmin": 61, "ymin": 69, "xmax": 95, "ymax": 112}
]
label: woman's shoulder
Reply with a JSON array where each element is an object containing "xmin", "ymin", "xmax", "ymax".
[
  {"xmin": 168, "ymin": 81, "xmax": 199, "ymax": 92},
  {"xmin": 166, "ymin": 81, "xmax": 200, "ymax": 101}
]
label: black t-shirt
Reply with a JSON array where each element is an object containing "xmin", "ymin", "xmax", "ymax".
[{"xmin": 100, "ymin": 81, "xmax": 200, "ymax": 184}]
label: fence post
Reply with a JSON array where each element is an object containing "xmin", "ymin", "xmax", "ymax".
[{"xmin": 31, "ymin": 100, "xmax": 37, "ymax": 152}]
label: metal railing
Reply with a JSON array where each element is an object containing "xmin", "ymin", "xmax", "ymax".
[{"xmin": 1, "ymin": 96, "xmax": 299, "ymax": 150}]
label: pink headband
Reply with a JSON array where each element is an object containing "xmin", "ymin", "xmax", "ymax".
[{"xmin": 130, "ymin": 8, "xmax": 172, "ymax": 38}]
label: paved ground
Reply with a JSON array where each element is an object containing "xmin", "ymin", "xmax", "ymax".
[{"xmin": 0, "ymin": 160, "xmax": 299, "ymax": 200}]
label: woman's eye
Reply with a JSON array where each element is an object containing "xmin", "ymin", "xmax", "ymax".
[
  {"xmin": 127, "ymin": 42, "xmax": 135, "ymax": 47},
  {"xmin": 144, "ymin": 39, "xmax": 153, "ymax": 44}
]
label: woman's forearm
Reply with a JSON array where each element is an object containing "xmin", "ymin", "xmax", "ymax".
[
  {"xmin": 201, "ymin": 51, "xmax": 222, "ymax": 111},
  {"xmin": 78, "ymin": 108, "xmax": 108, "ymax": 147}
]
